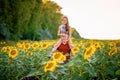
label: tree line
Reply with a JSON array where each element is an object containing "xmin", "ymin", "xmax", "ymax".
[{"xmin": 0, "ymin": 0, "xmax": 81, "ymax": 41}]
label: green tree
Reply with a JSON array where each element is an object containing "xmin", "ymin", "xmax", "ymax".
[{"xmin": 0, "ymin": 0, "xmax": 81, "ymax": 40}]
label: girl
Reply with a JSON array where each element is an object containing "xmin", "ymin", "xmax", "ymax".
[{"xmin": 48, "ymin": 16, "xmax": 74, "ymax": 62}]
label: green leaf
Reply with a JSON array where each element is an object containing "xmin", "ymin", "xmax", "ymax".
[
  {"xmin": 84, "ymin": 64, "xmax": 97, "ymax": 77},
  {"xmin": 50, "ymin": 72, "xmax": 57, "ymax": 79},
  {"xmin": 60, "ymin": 68, "xmax": 67, "ymax": 74},
  {"xmin": 21, "ymin": 69, "xmax": 41, "ymax": 80},
  {"xmin": 104, "ymin": 66, "xmax": 115, "ymax": 76},
  {"xmin": 117, "ymin": 61, "xmax": 120, "ymax": 66},
  {"xmin": 115, "ymin": 69, "xmax": 120, "ymax": 75},
  {"xmin": 72, "ymin": 72, "xmax": 81, "ymax": 80}
]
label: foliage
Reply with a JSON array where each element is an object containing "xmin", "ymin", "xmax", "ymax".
[
  {"xmin": 0, "ymin": 0, "xmax": 63, "ymax": 40},
  {"xmin": 71, "ymin": 27, "xmax": 83, "ymax": 39},
  {"xmin": 0, "ymin": 39, "xmax": 120, "ymax": 80}
]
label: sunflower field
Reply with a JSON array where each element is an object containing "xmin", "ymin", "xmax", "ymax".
[{"xmin": 0, "ymin": 39, "xmax": 120, "ymax": 80}]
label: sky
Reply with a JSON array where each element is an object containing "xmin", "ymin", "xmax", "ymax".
[{"xmin": 51, "ymin": 0, "xmax": 120, "ymax": 40}]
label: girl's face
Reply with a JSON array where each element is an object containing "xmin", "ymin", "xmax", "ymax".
[{"xmin": 62, "ymin": 18, "xmax": 68, "ymax": 25}]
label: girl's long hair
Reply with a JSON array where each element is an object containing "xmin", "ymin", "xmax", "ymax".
[{"xmin": 62, "ymin": 16, "xmax": 70, "ymax": 32}]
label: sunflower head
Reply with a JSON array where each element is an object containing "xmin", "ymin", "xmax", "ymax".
[
  {"xmin": 52, "ymin": 52, "xmax": 63, "ymax": 62},
  {"xmin": 8, "ymin": 48, "xmax": 18, "ymax": 59},
  {"xmin": 17, "ymin": 42, "xmax": 22, "ymax": 48},
  {"xmin": 94, "ymin": 42, "xmax": 101, "ymax": 49},
  {"xmin": 71, "ymin": 47, "xmax": 79, "ymax": 55},
  {"xmin": 1, "ymin": 47, "xmax": 7, "ymax": 53},
  {"xmin": 17, "ymin": 42, "xmax": 24, "ymax": 48},
  {"xmin": 32, "ymin": 42, "xmax": 39, "ymax": 50},
  {"xmin": 44, "ymin": 61, "xmax": 57, "ymax": 72},
  {"xmin": 108, "ymin": 48, "xmax": 117, "ymax": 56},
  {"xmin": 109, "ymin": 43, "xmax": 116, "ymax": 48},
  {"xmin": 61, "ymin": 55, "xmax": 66, "ymax": 62},
  {"xmin": 27, "ymin": 52, "xmax": 33, "ymax": 56},
  {"xmin": 40, "ymin": 43, "xmax": 48, "ymax": 50},
  {"xmin": 84, "ymin": 46, "xmax": 96, "ymax": 59},
  {"xmin": 24, "ymin": 43, "xmax": 31, "ymax": 50},
  {"xmin": 0, "ymin": 41, "xmax": 6, "ymax": 44}
]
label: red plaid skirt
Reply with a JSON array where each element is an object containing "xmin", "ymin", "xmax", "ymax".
[{"xmin": 57, "ymin": 42, "xmax": 71, "ymax": 61}]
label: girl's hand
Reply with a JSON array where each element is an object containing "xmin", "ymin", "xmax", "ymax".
[
  {"xmin": 65, "ymin": 39, "xmax": 69, "ymax": 42},
  {"xmin": 61, "ymin": 34, "xmax": 66, "ymax": 37}
]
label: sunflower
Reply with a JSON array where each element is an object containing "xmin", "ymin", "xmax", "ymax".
[
  {"xmin": 61, "ymin": 55, "xmax": 66, "ymax": 62},
  {"xmin": 108, "ymin": 48, "xmax": 117, "ymax": 56},
  {"xmin": 32, "ymin": 42, "xmax": 39, "ymax": 50},
  {"xmin": 94, "ymin": 42, "xmax": 101, "ymax": 49},
  {"xmin": 17, "ymin": 42, "xmax": 24, "ymax": 48},
  {"xmin": 1, "ymin": 47, "xmax": 7, "ymax": 53},
  {"xmin": 52, "ymin": 52, "xmax": 63, "ymax": 62},
  {"xmin": 17, "ymin": 42, "xmax": 21, "ymax": 48},
  {"xmin": 0, "ymin": 41, "xmax": 6, "ymax": 44},
  {"xmin": 109, "ymin": 43, "xmax": 116, "ymax": 48},
  {"xmin": 27, "ymin": 52, "xmax": 33, "ymax": 56},
  {"xmin": 40, "ymin": 42, "xmax": 48, "ymax": 50},
  {"xmin": 24, "ymin": 43, "xmax": 31, "ymax": 50},
  {"xmin": 71, "ymin": 47, "xmax": 79, "ymax": 55},
  {"xmin": 84, "ymin": 46, "xmax": 96, "ymax": 59},
  {"xmin": 84, "ymin": 42, "xmax": 93, "ymax": 48},
  {"xmin": 7, "ymin": 46, "xmax": 15, "ymax": 51},
  {"xmin": 44, "ymin": 61, "xmax": 57, "ymax": 72},
  {"xmin": 8, "ymin": 48, "xmax": 18, "ymax": 58}
]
